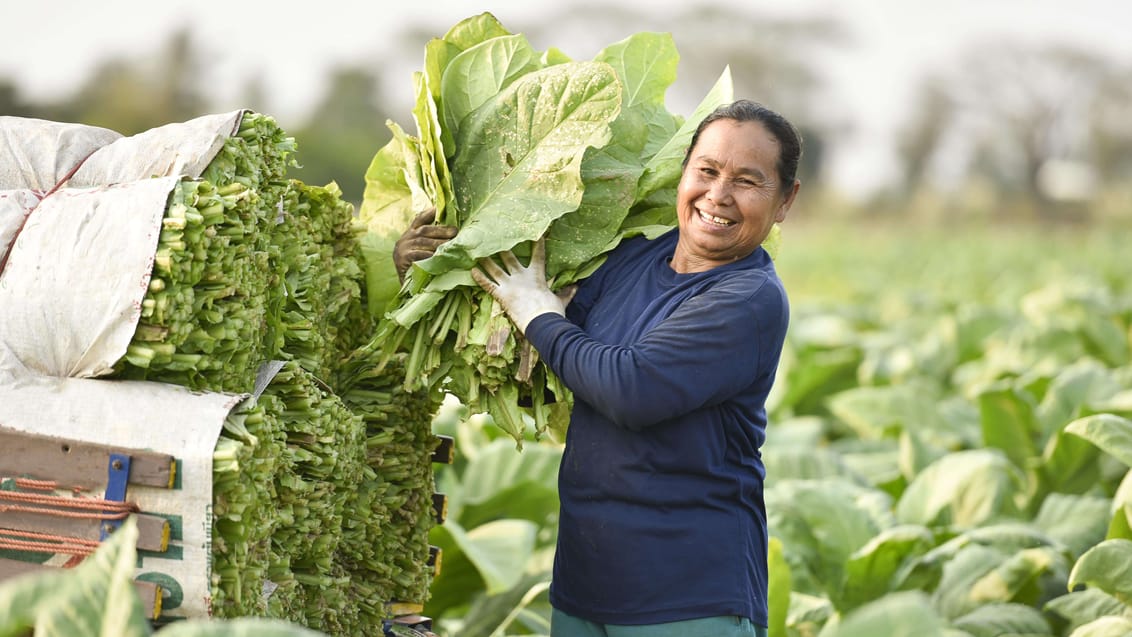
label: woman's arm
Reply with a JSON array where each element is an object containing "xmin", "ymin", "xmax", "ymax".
[{"xmin": 526, "ymin": 281, "xmax": 786, "ymax": 430}]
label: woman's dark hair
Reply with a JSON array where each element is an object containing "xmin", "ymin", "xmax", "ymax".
[{"xmin": 682, "ymin": 99, "xmax": 803, "ymax": 190}]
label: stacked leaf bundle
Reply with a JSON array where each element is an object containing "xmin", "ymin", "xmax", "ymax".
[
  {"xmin": 337, "ymin": 352, "xmax": 443, "ymax": 619},
  {"xmin": 353, "ymin": 12, "xmax": 744, "ymax": 446},
  {"xmin": 256, "ymin": 361, "xmax": 366, "ymax": 630},
  {"xmin": 113, "ymin": 112, "xmax": 298, "ymax": 394},
  {"xmin": 210, "ymin": 394, "xmax": 289, "ymax": 618},
  {"xmin": 274, "ymin": 180, "xmax": 373, "ymax": 385},
  {"xmin": 208, "ymin": 359, "xmax": 389, "ymax": 631}
]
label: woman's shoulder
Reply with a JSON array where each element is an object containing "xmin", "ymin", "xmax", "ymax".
[{"xmin": 706, "ymin": 256, "xmax": 788, "ymax": 307}]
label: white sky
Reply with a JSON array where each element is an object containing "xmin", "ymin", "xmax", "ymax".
[{"xmin": 4, "ymin": 0, "xmax": 1131, "ymax": 198}]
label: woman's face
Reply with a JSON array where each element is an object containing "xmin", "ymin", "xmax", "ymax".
[{"xmin": 672, "ymin": 119, "xmax": 798, "ymax": 273}]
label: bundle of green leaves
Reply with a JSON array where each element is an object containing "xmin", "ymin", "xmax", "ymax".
[
  {"xmin": 211, "ymin": 395, "xmax": 289, "ymax": 618},
  {"xmin": 113, "ymin": 114, "xmax": 371, "ymax": 397},
  {"xmin": 112, "ymin": 112, "xmax": 298, "ymax": 394},
  {"xmin": 337, "ymin": 352, "xmax": 443, "ymax": 618},
  {"xmin": 353, "ymin": 12, "xmax": 739, "ymax": 445},
  {"xmin": 211, "ymin": 360, "xmax": 380, "ymax": 631},
  {"xmin": 258, "ymin": 361, "xmax": 366, "ymax": 630},
  {"xmin": 274, "ymin": 180, "xmax": 372, "ymax": 385}
]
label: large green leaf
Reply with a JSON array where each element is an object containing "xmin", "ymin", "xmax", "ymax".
[
  {"xmin": 428, "ymin": 522, "xmax": 490, "ymax": 616},
  {"xmin": 1041, "ymin": 426, "xmax": 1103, "ymax": 496},
  {"xmin": 544, "ymin": 115, "xmax": 646, "ymax": 281},
  {"xmin": 1032, "ymin": 493, "xmax": 1111, "ymax": 558},
  {"xmin": 841, "ymin": 525, "xmax": 936, "ymax": 612},
  {"xmin": 817, "ymin": 591, "xmax": 945, "ymax": 637},
  {"xmin": 457, "ymin": 439, "xmax": 561, "ymax": 530},
  {"xmin": 1114, "ymin": 507, "xmax": 1132, "ymax": 541},
  {"xmin": 899, "ymin": 425, "xmax": 950, "ymax": 487},
  {"xmin": 1065, "ymin": 413, "xmax": 1132, "ymax": 467},
  {"xmin": 896, "ymin": 449, "xmax": 1025, "ymax": 527},
  {"xmin": 449, "ymin": 566, "xmax": 552, "ymax": 637},
  {"xmin": 768, "ymin": 536, "xmax": 792, "ymax": 637},
  {"xmin": 414, "ymin": 61, "xmax": 622, "ymax": 276},
  {"xmin": 766, "ymin": 480, "xmax": 891, "ymax": 599},
  {"xmin": 949, "ymin": 602, "xmax": 1053, "ymax": 637},
  {"xmin": 1068, "ymin": 539, "xmax": 1132, "ymax": 605},
  {"xmin": 1066, "ymin": 616, "xmax": 1132, "ymax": 637},
  {"xmin": 788, "ymin": 592, "xmax": 835, "ymax": 636},
  {"xmin": 775, "ymin": 343, "xmax": 862, "ymax": 416},
  {"xmin": 953, "ymin": 305, "xmax": 1011, "ymax": 364},
  {"xmin": 1037, "ymin": 360, "xmax": 1123, "ymax": 436},
  {"xmin": 1021, "ymin": 281, "xmax": 1130, "ymax": 368},
  {"xmin": 894, "ymin": 523, "xmax": 1058, "ymax": 594},
  {"xmin": 425, "ymin": 13, "xmax": 513, "ymax": 157},
  {"xmin": 437, "ymin": 519, "xmax": 538, "ymax": 596},
  {"xmin": 0, "ymin": 568, "xmax": 61, "ymax": 636},
  {"xmin": 829, "ymin": 382, "xmax": 949, "ymax": 440},
  {"xmin": 357, "ymin": 122, "xmax": 431, "ymax": 316},
  {"xmin": 438, "ymin": 13, "xmax": 512, "ymax": 60},
  {"xmin": 1108, "ymin": 470, "xmax": 1132, "ymax": 540},
  {"xmin": 977, "ymin": 385, "xmax": 1041, "ymax": 472},
  {"xmin": 358, "ymin": 123, "xmax": 416, "ymax": 225},
  {"xmin": 970, "ymin": 547, "xmax": 1064, "ymax": 607},
  {"xmin": 540, "ymin": 32, "xmax": 682, "ymax": 281},
  {"xmin": 832, "ymin": 438, "xmax": 905, "ymax": 494},
  {"xmin": 764, "ymin": 446, "xmax": 871, "ymax": 486},
  {"xmin": 1044, "ymin": 589, "xmax": 1131, "ymax": 635},
  {"xmin": 595, "ymin": 32, "xmax": 677, "ymax": 109},
  {"xmin": 440, "ymin": 34, "xmax": 542, "ymax": 142},
  {"xmin": 931, "ymin": 544, "xmax": 1012, "ymax": 619},
  {"xmin": 411, "ymin": 70, "xmax": 453, "ymax": 222}
]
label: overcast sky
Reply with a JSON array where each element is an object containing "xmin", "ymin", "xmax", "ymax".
[{"xmin": 4, "ymin": 0, "xmax": 1130, "ymax": 197}]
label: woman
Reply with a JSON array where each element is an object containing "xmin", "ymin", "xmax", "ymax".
[{"xmin": 473, "ymin": 99, "xmax": 802, "ymax": 637}]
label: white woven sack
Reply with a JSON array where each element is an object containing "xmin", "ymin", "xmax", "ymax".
[
  {"xmin": 0, "ymin": 177, "xmax": 179, "ymax": 377},
  {"xmin": 0, "ymin": 116, "xmax": 121, "ymax": 191}
]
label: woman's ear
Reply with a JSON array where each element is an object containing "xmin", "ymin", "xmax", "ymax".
[{"xmin": 776, "ymin": 179, "xmax": 801, "ymax": 222}]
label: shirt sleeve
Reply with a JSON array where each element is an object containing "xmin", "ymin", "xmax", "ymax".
[{"xmin": 525, "ymin": 279, "xmax": 787, "ymax": 431}]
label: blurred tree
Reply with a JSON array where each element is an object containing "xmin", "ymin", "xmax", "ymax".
[
  {"xmin": 54, "ymin": 58, "xmax": 156, "ymax": 133},
  {"xmin": 894, "ymin": 75, "xmax": 953, "ymax": 194},
  {"xmin": 1089, "ymin": 65, "xmax": 1132, "ymax": 185},
  {"xmin": 288, "ymin": 66, "xmax": 390, "ymax": 204},
  {"xmin": 896, "ymin": 40, "xmax": 1118, "ymax": 220},
  {"xmin": 236, "ymin": 73, "xmax": 272, "ymax": 116},
  {"xmin": 154, "ymin": 28, "xmax": 208, "ymax": 123},
  {"xmin": 0, "ymin": 81, "xmax": 37, "ymax": 118},
  {"xmin": 54, "ymin": 27, "xmax": 207, "ymax": 135}
]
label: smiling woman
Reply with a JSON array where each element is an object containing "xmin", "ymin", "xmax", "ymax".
[{"xmin": 472, "ymin": 99, "xmax": 802, "ymax": 637}]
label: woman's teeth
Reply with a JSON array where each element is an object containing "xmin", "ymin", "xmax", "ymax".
[{"xmin": 698, "ymin": 210, "xmax": 733, "ymax": 226}]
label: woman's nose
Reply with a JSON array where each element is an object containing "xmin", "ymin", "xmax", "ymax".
[{"xmin": 706, "ymin": 179, "xmax": 733, "ymax": 204}]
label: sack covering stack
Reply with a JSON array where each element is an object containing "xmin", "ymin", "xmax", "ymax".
[{"xmin": 0, "ymin": 110, "xmax": 442, "ymax": 634}]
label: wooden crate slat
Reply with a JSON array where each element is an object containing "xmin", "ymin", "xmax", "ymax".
[
  {"xmin": 0, "ymin": 512, "xmax": 170, "ymax": 553},
  {"xmin": 0, "ymin": 426, "xmax": 175, "ymax": 490}
]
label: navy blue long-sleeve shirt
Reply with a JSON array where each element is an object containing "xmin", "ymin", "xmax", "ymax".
[{"xmin": 524, "ymin": 228, "xmax": 789, "ymax": 627}]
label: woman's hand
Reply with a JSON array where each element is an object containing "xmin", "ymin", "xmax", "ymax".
[
  {"xmin": 472, "ymin": 239, "xmax": 569, "ymax": 334},
  {"xmin": 393, "ymin": 207, "xmax": 458, "ymax": 282}
]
